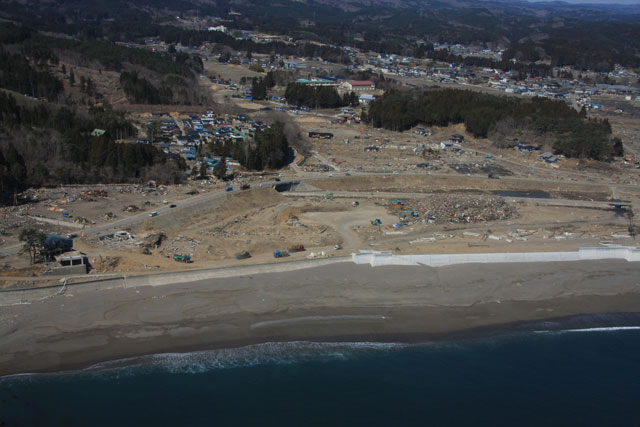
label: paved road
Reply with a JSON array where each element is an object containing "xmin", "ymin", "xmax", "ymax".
[
  {"xmin": 310, "ymin": 151, "xmax": 340, "ymax": 171},
  {"xmin": 283, "ymin": 191, "xmax": 621, "ymax": 209},
  {"xmin": 0, "ymin": 182, "xmax": 274, "ymax": 256}
]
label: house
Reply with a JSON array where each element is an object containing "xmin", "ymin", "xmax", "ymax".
[
  {"xmin": 285, "ymin": 62, "xmax": 308, "ymax": 69},
  {"xmin": 359, "ymin": 94, "xmax": 375, "ymax": 104},
  {"xmin": 341, "ymin": 80, "xmax": 375, "ymax": 92},
  {"xmin": 315, "ymin": 75, "xmax": 339, "ymax": 82},
  {"xmin": 295, "ymin": 78, "xmax": 339, "ymax": 87},
  {"xmin": 540, "ymin": 152, "xmax": 558, "ymax": 163},
  {"xmin": 450, "ymin": 134, "xmax": 465, "ymax": 143},
  {"xmin": 441, "ymin": 141, "xmax": 454, "ymax": 150},
  {"xmin": 208, "ymin": 25, "xmax": 227, "ymax": 33},
  {"xmin": 515, "ymin": 141, "xmax": 539, "ymax": 152}
]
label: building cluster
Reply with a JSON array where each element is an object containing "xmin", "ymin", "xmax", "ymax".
[{"xmin": 139, "ymin": 110, "xmax": 271, "ymax": 172}]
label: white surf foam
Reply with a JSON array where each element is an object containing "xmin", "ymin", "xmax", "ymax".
[
  {"xmin": 80, "ymin": 341, "xmax": 411, "ymax": 377},
  {"xmin": 534, "ymin": 326, "xmax": 640, "ymax": 334}
]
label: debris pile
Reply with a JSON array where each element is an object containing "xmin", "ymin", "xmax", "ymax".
[
  {"xmin": 390, "ymin": 195, "xmax": 518, "ymax": 224},
  {"xmin": 74, "ymin": 216, "xmax": 91, "ymax": 225},
  {"xmin": 159, "ymin": 235, "xmax": 201, "ymax": 257},
  {"xmin": 98, "ymin": 256, "xmax": 121, "ymax": 272},
  {"xmin": 143, "ymin": 232, "xmax": 166, "ymax": 249},
  {"xmin": 78, "ymin": 190, "xmax": 108, "ymax": 201},
  {"xmin": 286, "ymin": 215, "xmax": 301, "ymax": 226}
]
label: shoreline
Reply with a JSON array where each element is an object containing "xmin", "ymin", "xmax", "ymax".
[
  {"xmin": 1, "ymin": 259, "xmax": 640, "ymax": 376},
  {"xmin": 4, "ymin": 309, "xmax": 640, "ymax": 379}
]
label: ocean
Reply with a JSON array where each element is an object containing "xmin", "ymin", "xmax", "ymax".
[{"xmin": 2, "ymin": 324, "xmax": 640, "ymax": 426}]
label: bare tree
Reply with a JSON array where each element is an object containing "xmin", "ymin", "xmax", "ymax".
[{"xmin": 19, "ymin": 228, "xmax": 47, "ymax": 264}]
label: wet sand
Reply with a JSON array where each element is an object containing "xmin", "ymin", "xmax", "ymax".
[{"xmin": 1, "ymin": 260, "xmax": 640, "ymax": 376}]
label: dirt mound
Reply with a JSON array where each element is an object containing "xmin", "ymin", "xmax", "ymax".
[
  {"xmin": 276, "ymin": 202, "xmax": 346, "ymax": 225},
  {"xmin": 214, "ymin": 188, "xmax": 284, "ymax": 222},
  {"xmin": 277, "ymin": 207, "xmax": 303, "ymax": 225}
]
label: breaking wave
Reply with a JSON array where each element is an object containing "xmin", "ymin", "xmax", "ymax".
[{"xmin": 1, "ymin": 341, "xmax": 412, "ymax": 382}]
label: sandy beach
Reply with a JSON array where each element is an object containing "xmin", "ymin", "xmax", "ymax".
[{"xmin": 1, "ymin": 259, "xmax": 640, "ymax": 376}]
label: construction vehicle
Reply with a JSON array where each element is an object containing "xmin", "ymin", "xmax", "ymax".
[
  {"xmin": 235, "ymin": 251, "xmax": 251, "ymax": 259},
  {"xmin": 401, "ymin": 209, "xmax": 419, "ymax": 217},
  {"xmin": 173, "ymin": 254, "xmax": 192, "ymax": 263},
  {"xmin": 289, "ymin": 244, "xmax": 305, "ymax": 252},
  {"xmin": 273, "ymin": 250, "xmax": 290, "ymax": 258}
]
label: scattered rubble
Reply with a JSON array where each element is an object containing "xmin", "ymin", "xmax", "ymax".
[
  {"xmin": 389, "ymin": 194, "xmax": 518, "ymax": 225},
  {"xmin": 77, "ymin": 190, "xmax": 108, "ymax": 201}
]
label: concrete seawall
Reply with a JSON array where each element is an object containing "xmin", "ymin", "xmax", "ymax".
[{"xmin": 352, "ymin": 247, "xmax": 640, "ymax": 267}]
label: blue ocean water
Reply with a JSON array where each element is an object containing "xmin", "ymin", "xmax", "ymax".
[{"xmin": 2, "ymin": 328, "xmax": 640, "ymax": 427}]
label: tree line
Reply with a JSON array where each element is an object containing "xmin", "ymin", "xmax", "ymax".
[
  {"xmin": 364, "ymin": 88, "xmax": 618, "ymax": 160},
  {"xmin": 0, "ymin": 23, "xmax": 202, "ymax": 78},
  {"xmin": 0, "ymin": 92, "xmax": 185, "ymax": 202},
  {"xmin": 284, "ymin": 84, "xmax": 358, "ymax": 109},
  {"xmin": 250, "ymin": 72, "xmax": 277, "ymax": 101},
  {"xmin": 208, "ymin": 122, "xmax": 290, "ymax": 171},
  {"xmin": 120, "ymin": 71, "xmax": 173, "ymax": 104},
  {"xmin": 0, "ymin": 49, "xmax": 63, "ymax": 100}
]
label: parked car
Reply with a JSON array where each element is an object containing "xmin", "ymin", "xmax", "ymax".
[
  {"xmin": 169, "ymin": 204, "xmax": 176, "ymax": 208},
  {"xmin": 149, "ymin": 211, "xmax": 158, "ymax": 217}
]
